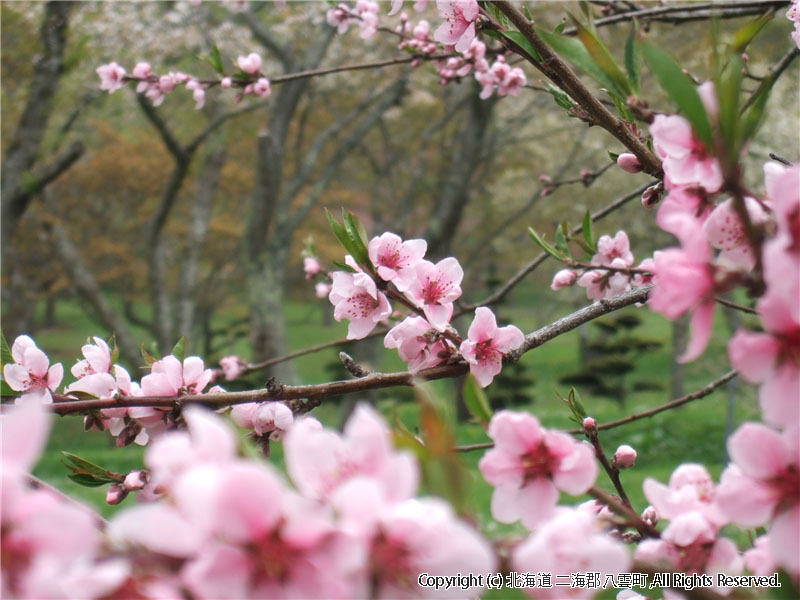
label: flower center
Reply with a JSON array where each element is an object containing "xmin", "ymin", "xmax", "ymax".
[
  {"xmin": 521, "ymin": 442, "xmax": 556, "ymax": 482},
  {"xmin": 345, "ymin": 292, "xmax": 379, "ymax": 318}
]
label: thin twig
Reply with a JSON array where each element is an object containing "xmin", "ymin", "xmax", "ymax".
[
  {"xmin": 588, "ymin": 486, "xmax": 659, "ymax": 538},
  {"xmin": 714, "ymin": 296, "xmax": 757, "ymax": 315}
]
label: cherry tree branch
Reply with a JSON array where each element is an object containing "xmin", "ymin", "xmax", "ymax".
[
  {"xmin": 588, "ymin": 486, "xmax": 659, "ymax": 538},
  {"xmin": 492, "ymin": 1, "xmax": 663, "ymax": 177},
  {"xmin": 45, "ymin": 286, "xmax": 651, "ymax": 415}
]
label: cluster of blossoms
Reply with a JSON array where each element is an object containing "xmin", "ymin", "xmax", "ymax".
[
  {"xmin": 326, "ymin": 1, "xmax": 381, "ymax": 39},
  {"xmin": 325, "ymin": 231, "xmax": 523, "ymax": 387},
  {"xmin": 96, "ymin": 52, "xmax": 271, "ymax": 109},
  {"xmin": 2, "ymin": 402, "xmax": 497, "ymax": 598},
  {"xmin": 551, "ymin": 230, "xmax": 653, "ymax": 302},
  {"xmin": 303, "ymin": 255, "xmax": 333, "ymax": 299}
]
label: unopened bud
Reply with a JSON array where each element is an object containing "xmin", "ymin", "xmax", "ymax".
[
  {"xmin": 617, "ymin": 153, "xmax": 643, "ymax": 174},
  {"xmin": 583, "ymin": 416, "xmax": 597, "ymax": 432},
  {"xmin": 538, "ymin": 174, "xmax": 552, "ymax": 184},
  {"xmin": 613, "ymin": 444, "xmax": 637, "ymax": 469},
  {"xmin": 123, "ymin": 470, "xmax": 148, "ymax": 491},
  {"xmin": 540, "ymin": 187, "xmax": 553, "ymax": 197},
  {"xmin": 641, "ymin": 182, "xmax": 664, "ymax": 209},
  {"xmin": 221, "ymin": 77, "xmax": 232, "ymax": 89},
  {"xmin": 106, "ymin": 484, "xmax": 129, "ymax": 505},
  {"xmin": 551, "ymin": 269, "xmax": 577, "ymax": 291},
  {"xmin": 641, "ymin": 505, "xmax": 658, "ymax": 526}
]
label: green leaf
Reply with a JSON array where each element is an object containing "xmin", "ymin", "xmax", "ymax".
[
  {"xmin": 325, "ymin": 208, "xmax": 356, "ymax": 258},
  {"xmin": 332, "ymin": 260, "xmax": 358, "ymax": 273},
  {"xmin": 141, "ymin": 344, "xmax": 158, "ymax": 366},
  {"xmin": 62, "ymin": 452, "xmax": 124, "ymax": 482},
  {"xmin": 624, "ymin": 23, "xmax": 640, "ymax": 94},
  {"xmin": 569, "ymin": 13, "xmax": 632, "ymax": 96},
  {"xmin": 642, "ymin": 43, "xmax": 713, "ymax": 149},
  {"xmin": 1, "ymin": 332, "xmax": 13, "ymax": 367},
  {"xmin": 171, "ymin": 337, "xmax": 186, "ymax": 362},
  {"xmin": 740, "ymin": 76, "xmax": 774, "ymax": 146},
  {"xmin": 108, "ymin": 334, "xmax": 119, "ymax": 365},
  {"xmin": 500, "ymin": 30, "xmax": 543, "ymax": 63},
  {"xmin": 607, "ymin": 150, "xmax": 620, "ymax": 162},
  {"xmin": 570, "ymin": 387, "xmax": 588, "ymax": 418},
  {"xmin": 555, "ymin": 221, "xmax": 569, "ymax": 255},
  {"xmin": 546, "ymin": 83, "xmax": 575, "ymax": 110},
  {"xmin": 731, "ymin": 11, "xmax": 773, "ymax": 53},
  {"xmin": 67, "ymin": 473, "xmax": 110, "ymax": 487},
  {"xmin": 522, "ymin": 3, "xmax": 533, "ymax": 23},
  {"xmin": 341, "ymin": 209, "xmax": 371, "ymax": 269},
  {"xmin": 462, "ymin": 375, "xmax": 493, "ymax": 426},
  {"xmin": 716, "ymin": 54, "xmax": 744, "ymax": 164},
  {"xmin": 529, "ymin": 228, "xmax": 564, "ymax": 260},
  {"xmin": 582, "ymin": 209, "xmax": 596, "ymax": 251},
  {"xmin": 209, "ymin": 44, "xmax": 224, "ymax": 74},
  {"xmin": 536, "ymin": 27, "xmax": 622, "ymax": 97},
  {"xmin": 609, "ymin": 89, "xmax": 635, "ymax": 123},
  {"xmin": 553, "ymin": 19, "xmax": 566, "ymax": 34}
]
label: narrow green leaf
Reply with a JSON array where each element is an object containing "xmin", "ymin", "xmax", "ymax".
[
  {"xmin": 731, "ymin": 12, "xmax": 773, "ymax": 53},
  {"xmin": 1, "ymin": 332, "xmax": 13, "ymax": 367},
  {"xmin": 569, "ymin": 13, "xmax": 632, "ymax": 96},
  {"xmin": 536, "ymin": 27, "xmax": 622, "ymax": 97},
  {"xmin": 67, "ymin": 473, "xmax": 110, "ymax": 487},
  {"xmin": 325, "ymin": 208, "xmax": 356, "ymax": 257},
  {"xmin": 522, "ymin": 3, "xmax": 533, "ymax": 22},
  {"xmin": 570, "ymin": 387, "xmax": 588, "ymax": 418},
  {"xmin": 555, "ymin": 222, "xmax": 569, "ymax": 255},
  {"xmin": 553, "ymin": 19, "xmax": 566, "ymax": 34},
  {"xmin": 62, "ymin": 452, "xmax": 124, "ymax": 482},
  {"xmin": 609, "ymin": 89, "xmax": 635, "ymax": 122},
  {"xmin": 716, "ymin": 54, "xmax": 744, "ymax": 164},
  {"xmin": 332, "ymin": 260, "xmax": 358, "ymax": 273},
  {"xmin": 740, "ymin": 76, "xmax": 774, "ymax": 146},
  {"xmin": 341, "ymin": 209, "xmax": 371, "ymax": 269},
  {"xmin": 582, "ymin": 209, "xmax": 596, "ymax": 251},
  {"xmin": 624, "ymin": 25, "xmax": 640, "ymax": 95},
  {"xmin": 501, "ymin": 30, "xmax": 543, "ymax": 62},
  {"xmin": 141, "ymin": 343, "xmax": 158, "ymax": 366},
  {"xmin": 608, "ymin": 150, "xmax": 620, "ymax": 162},
  {"xmin": 171, "ymin": 337, "xmax": 186, "ymax": 362},
  {"xmin": 641, "ymin": 43, "xmax": 713, "ymax": 148},
  {"xmin": 209, "ymin": 44, "xmax": 224, "ymax": 74},
  {"xmin": 546, "ymin": 83, "xmax": 575, "ymax": 110},
  {"xmin": 462, "ymin": 375, "xmax": 493, "ymax": 426},
  {"xmin": 529, "ymin": 228, "xmax": 564, "ymax": 260}
]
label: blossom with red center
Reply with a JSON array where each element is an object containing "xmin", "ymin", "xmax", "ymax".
[
  {"xmin": 577, "ymin": 258, "xmax": 632, "ymax": 301},
  {"xmin": 716, "ymin": 423, "xmax": 800, "ymax": 575},
  {"xmin": 479, "ymin": 411, "xmax": 597, "ymax": 529},
  {"xmin": 728, "ymin": 291, "xmax": 800, "ymax": 428},
  {"xmin": 593, "ymin": 230, "xmax": 635, "ymax": 267},
  {"xmin": 3, "ymin": 335, "xmax": 63, "ymax": 405},
  {"xmin": 368, "ymin": 232, "xmax": 427, "ymax": 292},
  {"xmin": 702, "ymin": 196, "xmax": 769, "ymax": 270},
  {"xmin": 329, "ymin": 270, "xmax": 392, "ymax": 339},
  {"xmin": 96, "ymin": 62, "xmax": 126, "ymax": 94},
  {"xmin": 384, "ymin": 316, "xmax": 451, "ymax": 374},
  {"xmin": 650, "ymin": 114, "xmax": 723, "ymax": 193},
  {"xmin": 433, "ymin": 0, "xmax": 480, "ymax": 53},
  {"xmin": 513, "ymin": 508, "xmax": 631, "ymax": 599},
  {"xmin": 459, "ymin": 307, "xmax": 523, "ymax": 387},
  {"xmin": 406, "ymin": 258, "xmax": 463, "ymax": 331}
]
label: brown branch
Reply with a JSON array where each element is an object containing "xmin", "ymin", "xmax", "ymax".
[
  {"xmin": 741, "ymin": 45, "xmax": 800, "ymax": 112},
  {"xmin": 46, "ymin": 287, "xmax": 651, "ymax": 415},
  {"xmin": 455, "ymin": 370, "xmax": 738, "ymax": 451},
  {"xmin": 714, "ymin": 296, "xmax": 757, "ymax": 315},
  {"xmin": 584, "ymin": 420, "xmax": 633, "ymax": 510},
  {"xmin": 463, "ymin": 181, "xmax": 653, "ymax": 311},
  {"xmin": 493, "ymin": 1, "xmax": 662, "ymax": 177},
  {"xmin": 588, "ymin": 486, "xmax": 659, "ymax": 538}
]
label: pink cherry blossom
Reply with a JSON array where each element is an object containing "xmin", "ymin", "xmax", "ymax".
[
  {"xmin": 315, "ymin": 281, "xmax": 332, "ymax": 298},
  {"xmin": 285, "ymin": 404, "xmax": 418, "ymax": 503},
  {"xmin": 433, "ymin": 0, "xmax": 480, "ymax": 53},
  {"xmin": 703, "ymin": 196, "xmax": 768, "ymax": 270},
  {"xmin": 97, "ymin": 62, "xmax": 126, "ymax": 93},
  {"xmin": 220, "ymin": 355, "xmax": 245, "ymax": 381},
  {"xmin": 649, "ymin": 214, "xmax": 717, "ymax": 363},
  {"xmin": 650, "ymin": 114, "xmax": 723, "ymax": 193},
  {"xmin": 593, "ymin": 230, "xmax": 634, "ymax": 267},
  {"xmin": 253, "ymin": 401, "xmax": 294, "ymax": 440},
  {"xmin": 327, "ymin": 4, "xmax": 354, "ymax": 33},
  {"xmin": 70, "ymin": 336, "xmax": 112, "ymax": 378},
  {"xmin": 513, "ymin": 508, "xmax": 631, "ymax": 599},
  {"xmin": 329, "ymin": 270, "xmax": 392, "ymax": 339},
  {"xmin": 479, "ymin": 411, "xmax": 597, "ymax": 529},
  {"xmin": 252, "ymin": 77, "xmax": 271, "ymax": 98},
  {"xmin": 368, "ymin": 232, "xmax": 427, "ymax": 292},
  {"xmin": 304, "ymin": 256, "xmax": 322, "ymax": 279},
  {"xmin": 459, "ymin": 307, "xmax": 523, "ymax": 387},
  {"xmin": 236, "ymin": 52, "xmax": 262, "ymax": 75},
  {"xmin": 577, "ymin": 258, "xmax": 632, "ymax": 301},
  {"xmin": 406, "ymin": 257, "xmax": 463, "ymax": 331},
  {"xmin": 656, "ymin": 186, "xmax": 712, "ymax": 235},
  {"xmin": 716, "ymin": 423, "xmax": 799, "ymax": 574},
  {"xmin": 728, "ymin": 292, "xmax": 800, "ymax": 428},
  {"xmin": 3, "ymin": 335, "xmax": 63, "ymax": 405},
  {"xmin": 551, "ymin": 268, "xmax": 577, "ymax": 290},
  {"xmin": 764, "ymin": 161, "xmax": 800, "ymax": 249},
  {"xmin": 744, "ymin": 536, "xmax": 778, "ymax": 577},
  {"xmin": 384, "ymin": 316, "xmax": 451, "ymax": 374},
  {"xmin": 140, "ymin": 355, "xmax": 213, "ymax": 397}
]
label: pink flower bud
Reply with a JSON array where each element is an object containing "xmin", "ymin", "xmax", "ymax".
[
  {"xmin": 123, "ymin": 470, "xmax": 148, "ymax": 491},
  {"xmin": 613, "ymin": 444, "xmax": 637, "ymax": 469},
  {"xmin": 237, "ymin": 52, "xmax": 262, "ymax": 75},
  {"xmin": 106, "ymin": 483, "xmax": 129, "ymax": 505},
  {"xmin": 641, "ymin": 183, "xmax": 663, "ymax": 209},
  {"xmin": 551, "ymin": 269, "xmax": 577, "ymax": 291},
  {"xmin": 221, "ymin": 77, "xmax": 232, "ymax": 88},
  {"xmin": 304, "ymin": 257, "xmax": 322, "ymax": 279},
  {"xmin": 617, "ymin": 153, "xmax": 643, "ymax": 174},
  {"xmin": 580, "ymin": 169, "xmax": 592, "ymax": 178},
  {"xmin": 582, "ymin": 416, "xmax": 597, "ymax": 431},
  {"xmin": 132, "ymin": 62, "xmax": 152, "ymax": 79},
  {"xmin": 641, "ymin": 505, "xmax": 658, "ymax": 526},
  {"xmin": 315, "ymin": 282, "xmax": 332, "ymax": 299},
  {"xmin": 539, "ymin": 174, "xmax": 552, "ymax": 184}
]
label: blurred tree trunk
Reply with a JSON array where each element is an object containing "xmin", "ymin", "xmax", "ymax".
[{"xmin": 424, "ymin": 82, "xmax": 497, "ymax": 259}]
